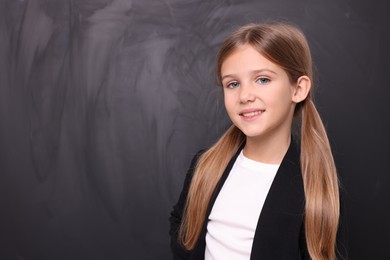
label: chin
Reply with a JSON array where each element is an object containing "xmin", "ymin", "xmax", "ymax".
[{"xmin": 239, "ymin": 129, "xmax": 265, "ymax": 138}]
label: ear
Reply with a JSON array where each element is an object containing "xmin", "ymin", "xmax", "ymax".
[{"xmin": 291, "ymin": 75, "xmax": 311, "ymax": 103}]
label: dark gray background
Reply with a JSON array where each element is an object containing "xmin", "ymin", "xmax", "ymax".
[{"xmin": 0, "ymin": 0, "xmax": 389, "ymax": 259}]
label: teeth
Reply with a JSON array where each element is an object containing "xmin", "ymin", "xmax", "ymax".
[{"xmin": 242, "ymin": 111, "xmax": 262, "ymax": 117}]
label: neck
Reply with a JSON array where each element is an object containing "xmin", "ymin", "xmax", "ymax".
[{"xmin": 243, "ymin": 132, "xmax": 291, "ymax": 164}]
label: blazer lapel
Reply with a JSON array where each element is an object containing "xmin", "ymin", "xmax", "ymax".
[
  {"xmin": 250, "ymin": 140, "xmax": 306, "ymax": 259},
  {"xmin": 190, "ymin": 140, "xmax": 306, "ymax": 259}
]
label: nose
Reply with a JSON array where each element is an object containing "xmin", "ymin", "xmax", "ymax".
[{"xmin": 239, "ymin": 84, "xmax": 255, "ymax": 103}]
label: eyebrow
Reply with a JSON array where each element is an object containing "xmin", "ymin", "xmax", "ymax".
[{"xmin": 221, "ymin": 69, "xmax": 277, "ymax": 81}]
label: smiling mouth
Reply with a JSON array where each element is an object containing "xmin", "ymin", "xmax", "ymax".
[{"xmin": 240, "ymin": 110, "xmax": 264, "ymax": 117}]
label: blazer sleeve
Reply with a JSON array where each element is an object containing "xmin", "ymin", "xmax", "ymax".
[
  {"xmin": 169, "ymin": 150, "xmax": 204, "ymax": 260},
  {"xmin": 299, "ymin": 221, "xmax": 311, "ymax": 260}
]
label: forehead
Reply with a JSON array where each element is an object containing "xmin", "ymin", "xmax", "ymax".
[{"xmin": 221, "ymin": 44, "xmax": 283, "ymax": 76}]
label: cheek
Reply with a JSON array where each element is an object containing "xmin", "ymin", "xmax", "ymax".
[
  {"xmin": 224, "ymin": 98, "xmax": 232, "ymax": 113},
  {"xmin": 224, "ymin": 92, "xmax": 236, "ymax": 108},
  {"xmin": 223, "ymin": 92, "xmax": 231, "ymax": 108},
  {"xmin": 269, "ymin": 88, "xmax": 293, "ymax": 106}
]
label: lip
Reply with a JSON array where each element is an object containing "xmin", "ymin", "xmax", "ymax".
[{"xmin": 239, "ymin": 109, "xmax": 265, "ymax": 121}]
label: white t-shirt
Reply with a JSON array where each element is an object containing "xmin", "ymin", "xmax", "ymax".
[{"xmin": 205, "ymin": 150, "xmax": 279, "ymax": 260}]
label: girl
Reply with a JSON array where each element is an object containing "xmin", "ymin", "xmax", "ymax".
[{"xmin": 170, "ymin": 23, "xmax": 345, "ymax": 260}]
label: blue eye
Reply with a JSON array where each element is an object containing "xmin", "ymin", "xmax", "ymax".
[
  {"xmin": 257, "ymin": 77, "xmax": 270, "ymax": 84},
  {"xmin": 227, "ymin": 82, "xmax": 240, "ymax": 89}
]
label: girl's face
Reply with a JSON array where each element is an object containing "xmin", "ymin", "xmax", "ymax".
[{"xmin": 221, "ymin": 44, "xmax": 297, "ymax": 142}]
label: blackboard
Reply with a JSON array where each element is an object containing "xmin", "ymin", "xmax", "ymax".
[{"xmin": 0, "ymin": 0, "xmax": 389, "ymax": 259}]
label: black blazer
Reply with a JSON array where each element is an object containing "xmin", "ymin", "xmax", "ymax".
[{"xmin": 170, "ymin": 140, "xmax": 312, "ymax": 259}]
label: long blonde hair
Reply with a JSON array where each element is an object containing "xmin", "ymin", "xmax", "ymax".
[{"xmin": 179, "ymin": 23, "xmax": 340, "ymax": 260}]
